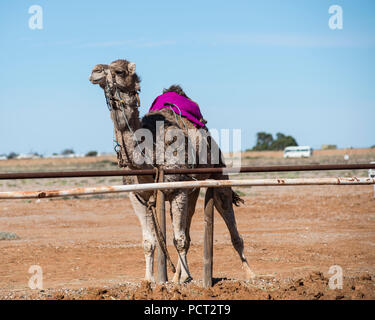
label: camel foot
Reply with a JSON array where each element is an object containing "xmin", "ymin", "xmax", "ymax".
[
  {"xmin": 246, "ymin": 269, "xmax": 256, "ymax": 281},
  {"xmin": 180, "ymin": 275, "xmax": 193, "ymax": 284},
  {"xmin": 172, "ymin": 274, "xmax": 193, "ymax": 284},
  {"xmin": 243, "ymin": 263, "xmax": 256, "ymax": 280}
]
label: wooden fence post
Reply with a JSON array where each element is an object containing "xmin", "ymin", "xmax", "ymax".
[
  {"xmin": 156, "ymin": 169, "xmax": 167, "ymax": 283},
  {"xmin": 203, "ymin": 187, "xmax": 214, "ymax": 288}
]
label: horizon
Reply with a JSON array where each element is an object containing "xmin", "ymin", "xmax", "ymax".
[
  {"xmin": 1, "ymin": 145, "xmax": 373, "ymax": 159},
  {"xmin": 1, "ymin": 0, "xmax": 374, "ymax": 155}
]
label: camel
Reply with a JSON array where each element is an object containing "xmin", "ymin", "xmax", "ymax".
[{"xmin": 89, "ymin": 59, "xmax": 255, "ymax": 283}]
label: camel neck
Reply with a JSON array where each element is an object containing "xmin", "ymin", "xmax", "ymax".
[
  {"xmin": 117, "ymin": 90, "xmax": 140, "ymax": 130},
  {"xmin": 111, "ymin": 90, "xmax": 151, "ymax": 170}
]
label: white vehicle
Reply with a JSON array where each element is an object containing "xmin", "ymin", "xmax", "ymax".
[{"xmin": 283, "ymin": 146, "xmax": 312, "ymax": 158}]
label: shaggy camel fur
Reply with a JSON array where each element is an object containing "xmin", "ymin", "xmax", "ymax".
[{"xmin": 89, "ymin": 59, "xmax": 255, "ymax": 283}]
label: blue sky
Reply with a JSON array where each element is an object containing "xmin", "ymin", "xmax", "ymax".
[{"xmin": 0, "ymin": 0, "xmax": 374, "ymax": 155}]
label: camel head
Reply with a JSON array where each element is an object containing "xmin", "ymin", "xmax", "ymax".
[
  {"xmin": 89, "ymin": 64, "xmax": 109, "ymax": 89},
  {"xmin": 89, "ymin": 60, "xmax": 140, "ymax": 92},
  {"xmin": 89, "ymin": 59, "xmax": 141, "ymax": 132}
]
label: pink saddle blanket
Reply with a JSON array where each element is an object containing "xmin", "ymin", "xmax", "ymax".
[{"xmin": 148, "ymin": 92, "xmax": 205, "ymax": 128}]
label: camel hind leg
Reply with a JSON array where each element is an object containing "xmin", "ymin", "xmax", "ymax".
[
  {"xmin": 169, "ymin": 190, "xmax": 192, "ymax": 283},
  {"xmin": 172, "ymin": 188, "xmax": 200, "ymax": 283},
  {"xmin": 213, "ymin": 187, "xmax": 256, "ymax": 280}
]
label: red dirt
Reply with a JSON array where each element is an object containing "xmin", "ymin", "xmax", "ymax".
[{"xmin": 0, "ymin": 185, "xmax": 374, "ymax": 300}]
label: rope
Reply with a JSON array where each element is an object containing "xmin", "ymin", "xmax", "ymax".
[
  {"xmin": 106, "ymin": 83, "xmax": 199, "ymax": 274},
  {"xmin": 115, "ymin": 94, "xmax": 176, "ymax": 272},
  {"xmin": 105, "ymin": 84, "xmax": 176, "ymax": 272}
]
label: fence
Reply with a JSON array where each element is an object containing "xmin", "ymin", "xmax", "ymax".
[
  {"xmin": 1, "ymin": 163, "xmax": 375, "ymax": 287},
  {"xmin": 1, "ymin": 163, "xmax": 375, "ymax": 180},
  {"xmin": 1, "ymin": 177, "xmax": 374, "ymax": 200}
]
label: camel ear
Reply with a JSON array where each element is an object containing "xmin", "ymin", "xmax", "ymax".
[{"xmin": 128, "ymin": 62, "xmax": 136, "ymax": 74}]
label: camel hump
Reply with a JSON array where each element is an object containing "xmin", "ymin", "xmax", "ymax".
[
  {"xmin": 142, "ymin": 108, "xmax": 198, "ymax": 131},
  {"xmin": 148, "ymin": 92, "xmax": 206, "ymax": 128}
]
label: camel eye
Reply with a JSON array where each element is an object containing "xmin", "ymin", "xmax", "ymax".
[{"xmin": 115, "ymin": 70, "xmax": 125, "ymax": 75}]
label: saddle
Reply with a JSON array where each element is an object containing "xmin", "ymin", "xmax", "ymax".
[{"xmin": 149, "ymin": 92, "xmax": 207, "ymax": 128}]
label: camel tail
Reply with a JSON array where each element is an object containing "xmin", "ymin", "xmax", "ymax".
[{"xmin": 232, "ymin": 190, "xmax": 245, "ymax": 207}]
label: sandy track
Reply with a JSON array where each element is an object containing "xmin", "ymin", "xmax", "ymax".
[{"xmin": 0, "ymin": 184, "xmax": 374, "ymax": 299}]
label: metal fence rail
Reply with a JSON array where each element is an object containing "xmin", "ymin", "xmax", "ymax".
[
  {"xmin": 1, "ymin": 163, "xmax": 375, "ymax": 180},
  {"xmin": 1, "ymin": 177, "xmax": 374, "ymax": 199}
]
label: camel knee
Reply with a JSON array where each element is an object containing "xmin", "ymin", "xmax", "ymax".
[
  {"xmin": 173, "ymin": 234, "xmax": 188, "ymax": 253},
  {"xmin": 143, "ymin": 239, "xmax": 156, "ymax": 256}
]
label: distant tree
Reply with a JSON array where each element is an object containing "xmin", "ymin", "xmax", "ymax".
[
  {"xmin": 252, "ymin": 132, "xmax": 298, "ymax": 151},
  {"xmin": 270, "ymin": 133, "xmax": 298, "ymax": 150},
  {"xmin": 61, "ymin": 149, "xmax": 75, "ymax": 155},
  {"xmin": 252, "ymin": 132, "xmax": 274, "ymax": 151},
  {"xmin": 371, "ymin": 145, "xmax": 375, "ymax": 149},
  {"xmin": 85, "ymin": 151, "xmax": 98, "ymax": 157},
  {"xmin": 7, "ymin": 152, "xmax": 18, "ymax": 159}
]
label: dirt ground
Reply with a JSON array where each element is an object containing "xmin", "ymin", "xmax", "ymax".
[{"xmin": 1, "ymin": 183, "xmax": 374, "ymax": 300}]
